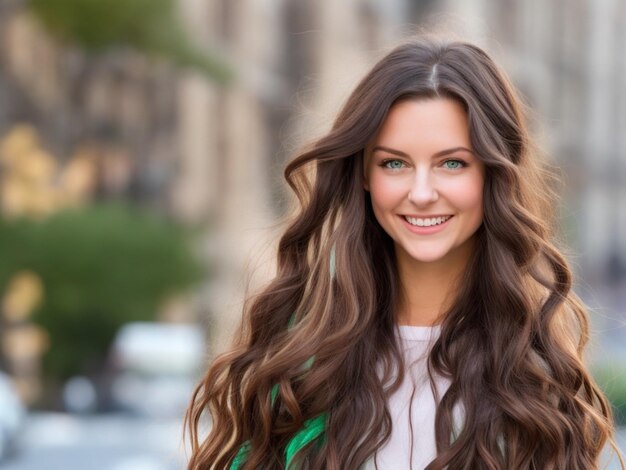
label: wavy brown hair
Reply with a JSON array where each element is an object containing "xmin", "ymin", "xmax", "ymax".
[{"xmin": 185, "ymin": 36, "xmax": 625, "ymax": 469}]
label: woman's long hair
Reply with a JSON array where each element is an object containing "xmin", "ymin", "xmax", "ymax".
[{"xmin": 185, "ymin": 36, "xmax": 625, "ymax": 469}]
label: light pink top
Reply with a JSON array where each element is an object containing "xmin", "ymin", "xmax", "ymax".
[{"xmin": 366, "ymin": 324, "xmax": 460, "ymax": 469}]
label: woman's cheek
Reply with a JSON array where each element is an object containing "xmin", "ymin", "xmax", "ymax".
[{"xmin": 448, "ymin": 175, "xmax": 484, "ymax": 223}]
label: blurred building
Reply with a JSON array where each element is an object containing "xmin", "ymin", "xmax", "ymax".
[
  {"xmin": 441, "ymin": 0, "xmax": 626, "ymax": 330},
  {"xmin": 173, "ymin": 0, "xmax": 410, "ymax": 352},
  {"xmin": 0, "ymin": 0, "xmax": 624, "ymax": 357},
  {"xmin": 0, "ymin": 2, "xmax": 179, "ymax": 208},
  {"xmin": 177, "ymin": 0, "xmax": 626, "ymax": 350}
]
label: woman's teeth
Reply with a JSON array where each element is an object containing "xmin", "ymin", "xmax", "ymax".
[{"xmin": 404, "ymin": 215, "xmax": 452, "ymax": 227}]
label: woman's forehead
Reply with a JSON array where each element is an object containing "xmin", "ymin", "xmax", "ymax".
[{"xmin": 365, "ymin": 98, "xmax": 472, "ymax": 160}]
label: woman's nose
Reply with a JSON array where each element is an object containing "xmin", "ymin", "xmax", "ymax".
[{"xmin": 408, "ymin": 169, "xmax": 438, "ymax": 206}]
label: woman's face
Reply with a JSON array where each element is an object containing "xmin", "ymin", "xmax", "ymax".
[{"xmin": 363, "ymin": 97, "xmax": 485, "ymax": 267}]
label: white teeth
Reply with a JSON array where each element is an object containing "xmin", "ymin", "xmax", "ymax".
[{"xmin": 404, "ymin": 215, "xmax": 451, "ymax": 227}]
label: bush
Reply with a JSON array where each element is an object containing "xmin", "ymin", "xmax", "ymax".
[
  {"xmin": 0, "ymin": 203, "xmax": 205, "ymax": 381},
  {"xmin": 593, "ymin": 362, "xmax": 626, "ymax": 426}
]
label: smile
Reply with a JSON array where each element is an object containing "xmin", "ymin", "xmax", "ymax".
[
  {"xmin": 399, "ymin": 215, "xmax": 453, "ymax": 235},
  {"xmin": 403, "ymin": 215, "xmax": 452, "ymax": 227}
]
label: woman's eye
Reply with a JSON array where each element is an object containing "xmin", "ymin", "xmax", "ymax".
[
  {"xmin": 381, "ymin": 159, "xmax": 405, "ymax": 170},
  {"xmin": 442, "ymin": 159, "xmax": 466, "ymax": 170}
]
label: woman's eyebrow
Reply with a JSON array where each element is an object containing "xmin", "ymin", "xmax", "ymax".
[{"xmin": 372, "ymin": 145, "xmax": 475, "ymax": 158}]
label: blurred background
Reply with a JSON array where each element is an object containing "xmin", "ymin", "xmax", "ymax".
[{"xmin": 0, "ymin": 0, "xmax": 624, "ymax": 469}]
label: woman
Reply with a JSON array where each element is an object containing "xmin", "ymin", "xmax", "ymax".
[{"xmin": 185, "ymin": 36, "xmax": 625, "ymax": 469}]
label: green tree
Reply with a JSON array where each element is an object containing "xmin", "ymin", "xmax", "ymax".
[
  {"xmin": 593, "ymin": 363, "xmax": 626, "ymax": 426},
  {"xmin": 0, "ymin": 203, "xmax": 205, "ymax": 382},
  {"xmin": 28, "ymin": 0, "xmax": 232, "ymax": 82}
]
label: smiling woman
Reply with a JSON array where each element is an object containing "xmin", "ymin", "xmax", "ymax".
[{"xmin": 185, "ymin": 36, "xmax": 625, "ymax": 469}]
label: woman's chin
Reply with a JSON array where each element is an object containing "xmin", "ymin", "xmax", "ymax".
[{"xmin": 401, "ymin": 247, "xmax": 451, "ymax": 264}]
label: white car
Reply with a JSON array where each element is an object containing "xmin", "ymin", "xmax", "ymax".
[
  {"xmin": 0, "ymin": 371, "xmax": 25, "ymax": 461},
  {"xmin": 106, "ymin": 322, "xmax": 206, "ymax": 418}
]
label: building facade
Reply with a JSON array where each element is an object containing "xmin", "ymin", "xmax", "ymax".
[{"xmin": 1, "ymin": 0, "xmax": 624, "ymax": 359}]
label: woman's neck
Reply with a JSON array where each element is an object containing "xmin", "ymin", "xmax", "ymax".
[
  {"xmin": 394, "ymin": 242, "xmax": 473, "ymax": 327},
  {"xmin": 396, "ymin": 273, "xmax": 454, "ymax": 326}
]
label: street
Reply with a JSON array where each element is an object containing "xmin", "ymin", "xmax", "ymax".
[
  {"xmin": 2, "ymin": 411, "xmax": 626, "ymax": 469},
  {"xmin": 2, "ymin": 412, "xmax": 188, "ymax": 470}
]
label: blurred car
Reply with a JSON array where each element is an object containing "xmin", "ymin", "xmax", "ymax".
[
  {"xmin": 105, "ymin": 322, "xmax": 206, "ymax": 418},
  {"xmin": 0, "ymin": 371, "xmax": 25, "ymax": 461}
]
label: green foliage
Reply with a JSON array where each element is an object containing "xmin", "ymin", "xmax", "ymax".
[
  {"xmin": 593, "ymin": 362, "xmax": 626, "ymax": 425},
  {"xmin": 28, "ymin": 0, "xmax": 232, "ymax": 82},
  {"xmin": 0, "ymin": 204, "xmax": 205, "ymax": 380}
]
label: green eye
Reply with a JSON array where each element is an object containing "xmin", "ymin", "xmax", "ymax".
[
  {"xmin": 382, "ymin": 159, "xmax": 404, "ymax": 170},
  {"xmin": 443, "ymin": 160, "xmax": 465, "ymax": 169}
]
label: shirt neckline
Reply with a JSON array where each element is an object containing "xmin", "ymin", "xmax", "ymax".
[{"xmin": 396, "ymin": 323, "xmax": 442, "ymax": 341}]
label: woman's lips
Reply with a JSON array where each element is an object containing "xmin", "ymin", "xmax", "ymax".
[{"xmin": 398, "ymin": 215, "xmax": 453, "ymax": 235}]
